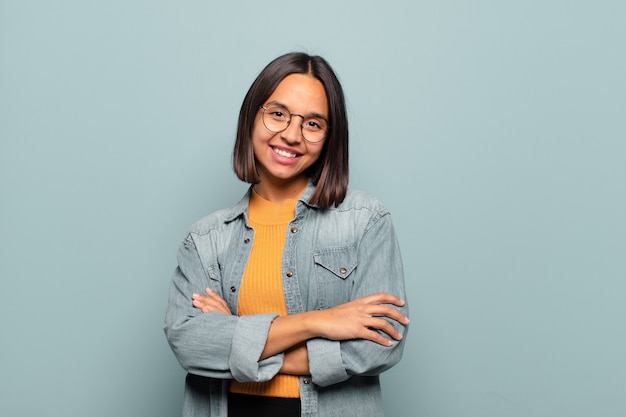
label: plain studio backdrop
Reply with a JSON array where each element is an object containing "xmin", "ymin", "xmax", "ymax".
[{"xmin": 1, "ymin": 1, "xmax": 624, "ymax": 416}]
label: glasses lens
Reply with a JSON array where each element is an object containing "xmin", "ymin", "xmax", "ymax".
[
  {"xmin": 301, "ymin": 116, "xmax": 327, "ymax": 143},
  {"xmin": 262, "ymin": 106, "xmax": 289, "ymax": 133}
]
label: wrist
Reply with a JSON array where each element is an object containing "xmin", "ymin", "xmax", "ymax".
[{"xmin": 300, "ymin": 309, "xmax": 325, "ymax": 340}]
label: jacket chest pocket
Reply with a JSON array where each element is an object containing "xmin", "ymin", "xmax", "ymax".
[
  {"xmin": 313, "ymin": 245, "xmax": 357, "ymax": 308},
  {"xmin": 207, "ymin": 263, "xmax": 240, "ymax": 308},
  {"xmin": 206, "ymin": 263, "xmax": 225, "ymax": 293}
]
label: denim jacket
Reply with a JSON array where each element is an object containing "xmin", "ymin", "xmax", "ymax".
[{"xmin": 164, "ymin": 182, "xmax": 409, "ymax": 417}]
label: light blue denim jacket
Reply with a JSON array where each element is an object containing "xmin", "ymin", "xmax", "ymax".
[{"xmin": 164, "ymin": 182, "xmax": 409, "ymax": 417}]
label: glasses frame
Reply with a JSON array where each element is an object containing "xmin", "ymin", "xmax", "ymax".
[{"xmin": 259, "ymin": 105, "xmax": 329, "ymax": 144}]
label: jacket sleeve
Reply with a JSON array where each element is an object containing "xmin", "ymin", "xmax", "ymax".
[
  {"xmin": 307, "ymin": 209, "xmax": 409, "ymax": 387},
  {"xmin": 163, "ymin": 234, "xmax": 283, "ymax": 382}
]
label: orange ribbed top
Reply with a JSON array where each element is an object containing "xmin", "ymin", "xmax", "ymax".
[{"xmin": 229, "ymin": 189, "xmax": 300, "ymax": 398}]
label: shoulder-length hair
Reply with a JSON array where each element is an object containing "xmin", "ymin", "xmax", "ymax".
[{"xmin": 233, "ymin": 52, "xmax": 349, "ymax": 209}]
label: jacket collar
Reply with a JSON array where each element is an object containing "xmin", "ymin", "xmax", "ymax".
[{"xmin": 223, "ymin": 182, "xmax": 319, "ymax": 223}]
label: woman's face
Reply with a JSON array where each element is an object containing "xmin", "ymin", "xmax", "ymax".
[{"xmin": 252, "ymin": 73, "xmax": 328, "ymax": 197}]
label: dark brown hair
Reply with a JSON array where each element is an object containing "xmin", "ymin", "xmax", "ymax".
[{"xmin": 233, "ymin": 52, "xmax": 349, "ymax": 209}]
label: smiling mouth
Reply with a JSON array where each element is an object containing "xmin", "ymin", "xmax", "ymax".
[{"xmin": 272, "ymin": 146, "xmax": 298, "ymax": 158}]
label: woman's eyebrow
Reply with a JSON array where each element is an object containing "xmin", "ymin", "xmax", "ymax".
[
  {"xmin": 265, "ymin": 100, "xmax": 288, "ymax": 110},
  {"xmin": 265, "ymin": 101, "xmax": 328, "ymax": 120},
  {"xmin": 307, "ymin": 112, "xmax": 329, "ymax": 121}
]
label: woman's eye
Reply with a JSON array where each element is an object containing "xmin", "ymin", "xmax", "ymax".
[{"xmin": 304, "ymin": 119, "xmax": 323, "ymax": 131}]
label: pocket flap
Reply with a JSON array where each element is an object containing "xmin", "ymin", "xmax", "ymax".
[
  {"xmin": 207, "ymin": 263, "xmax": 221, "ymax": 281},
  {"xmin": 313, "ymin": 246, "xmax": 357, "ymax": 280}
]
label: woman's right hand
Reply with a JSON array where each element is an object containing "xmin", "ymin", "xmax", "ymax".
[{"xmin": 192, "ymin": 288, "xmax": 232, "ymax": 315}]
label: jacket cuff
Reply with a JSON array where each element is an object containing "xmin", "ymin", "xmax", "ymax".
[
  {"xmin": 229, "ymin": 313, "xmax": 283, "ymax": 382},
  {"xmin": 307, "ymin": 338, "xmax": 350, "ymax": 387}
]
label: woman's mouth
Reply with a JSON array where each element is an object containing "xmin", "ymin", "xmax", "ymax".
[{"xmin": 272, "ymin": 146, "xmax": 298, "ymax": 158}]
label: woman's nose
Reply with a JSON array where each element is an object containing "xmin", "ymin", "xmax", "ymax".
[{"xmin": 280, "ymin": 115, "xmax": 304, "ymax": 143}]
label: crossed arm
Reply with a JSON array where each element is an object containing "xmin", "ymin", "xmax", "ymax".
[{"xmin": 191, "ymin": 288, "xmax": 409, "ymax": 376}]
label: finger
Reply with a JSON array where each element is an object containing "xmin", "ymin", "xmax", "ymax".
[
  {"xmin": 194, "ymin": 300, "xmax": 227, "ymax": 314},
  {"xmin": 204, "ymin": 288, "xmax": 226, "ymax": 303},
  {"xmin": 192, "ymin": 294, "xmax": 216, "ymax": 310},
  {"xmin": 361, "ymin": 292, "xmax": 406, "ymax": 307},
  {"xmin": 366, "ymin": 318, "xmax": 404, "ymax": 342},
  {"xmin": 205, "ymin": 288, "xmax": 224, "ymax": 299},
  {"xmin": 353, "ymin": 301, "xmax": 408, "ymax": 325},
  {"xmin": 194, "ymin": 291, "xmax": 232, "ymax": 315},
  {"xmin": 363, "ymin": 328, "xmax": 395, "ymax": 347},
  {"xmin": 192, "ymin": 298, "xmax": 209, "ymax": 309},
  {"xmin": 192, "ymin": 293, "xmax": 210, "ymax": 302},
  {"xmin": 205, "ymin": 288, "xmax": 230, "ymax": 310},
  {"xmin": 368, "ymin": 305, "xmax": 410, "ymax": 325}
]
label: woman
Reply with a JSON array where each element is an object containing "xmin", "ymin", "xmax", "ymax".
[{"xmin": 164, "ymin": 52, "xmax": 409, "ymax": 417}]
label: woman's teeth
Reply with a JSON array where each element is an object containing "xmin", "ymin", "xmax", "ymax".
[{"xmin": 273, "ymin": 147, "xmax": 297, "ymax": 158}]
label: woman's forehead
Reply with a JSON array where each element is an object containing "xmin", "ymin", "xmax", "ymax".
[{"xmin": 265, "ymin": 74, "xmax": 328, "ymax": 116}]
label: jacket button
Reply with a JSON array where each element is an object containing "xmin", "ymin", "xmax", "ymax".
[
  {"xmin": 286, "ymin": 271, "xmax": 293, "ymax": 278},
  {"xmin": 339, "ymin": 267, "xmax": 347, "ymax": 275},
  {"xmin": 303, "ymin": 378, "xmax": 311, "ymax": 384},
  {"xmin": 244, "ymin": 238, "xmax": 250, "ymax": 244},
  {"xmin": 290, "ymin": 227, "xmax": 298, "ymax": 233},
  {"xmin": 230, "ymin": 286, "xmax": 236, "ymax": 293}
]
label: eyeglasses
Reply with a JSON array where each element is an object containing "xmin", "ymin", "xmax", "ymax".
[{"xmin": 260, "ymin": 104, "xmax": 329, "ymax": 143}]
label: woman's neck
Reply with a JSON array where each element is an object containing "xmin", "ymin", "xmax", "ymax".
[{"xmin": 253, "ymin": 177, "xmax": 309, "ymax": 203}]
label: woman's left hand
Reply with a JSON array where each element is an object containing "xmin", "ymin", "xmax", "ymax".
[{"xmin": 192, "ymin": 288, "xmax": 232, "ymax": 315}]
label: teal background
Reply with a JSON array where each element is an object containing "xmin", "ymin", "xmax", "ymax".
[{"xmin": 1, "ymin": 1, "xmax": 624, "ymax": 416}]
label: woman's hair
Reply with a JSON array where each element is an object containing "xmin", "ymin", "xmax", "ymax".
[{"xmin": 233, "ymin": 52, "xmax": 349, "ymax": 209}]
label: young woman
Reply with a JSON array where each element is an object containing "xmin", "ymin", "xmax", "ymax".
[{"xmin": 164, "ymin": 52, "xmax": 409, "ymax": 417}]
